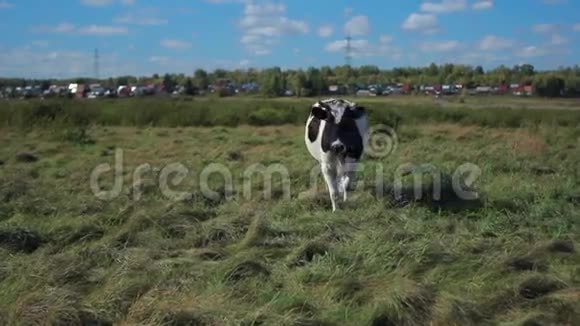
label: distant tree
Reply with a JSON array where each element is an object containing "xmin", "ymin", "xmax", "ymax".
[
  {"xmin": 520, "ymin": 64, "xmax": 535, "ymax": 76},
  {"xmin": 162, "ymin": 74, "xmax": 176, "ymax": 93},
  {"xmin": 427, "ymin": 63, "xmax": 439, "ymax": 76},
  {"xmin": 230, "ymin": 69, "xmax": 245, "ymax": 86},
  {"xmin": 320, "ymin": 66, "xmax": 334, "ymax": 79},
  {"xmin": 334, "ymin": 65, "xmax": 354, "ymax": 85},
  {"xmin": 289, "ymin": 70, "xmax": 307, "ymax": 97},
  {"xmin": 359, "ymin": 65, "xmax": 380, "ymax": 76},
  {"xmin": 442, "ymin": 63, "xmax": 454, "ymax": 77},
  {"xmin": 450, "ymin": 64, "xmax": 466, "ymax": 82},
  {"xmin": 4, "ymin": 62, "xmax": 580, "ymax": 99},
  {"xmin": 184, "ymin": 78, "xmax": 195, "ymax": 95},
  {"xmin": 564, "ymin": 76, "xmax": 580, "ymax": 96},
  {"xmin": 534, "ymin": 74, "xmax": 564, "ymax": 97},
  {"xmin": 213, "ymin": 69, "xmax": 228, "ymax": 79},
  {"xmin": 117, "ymin": 76, "xmax": 129, "ymax": 86},
  {"xmin": 259, "ymin": 67, "xmax": 283, "ymax": 97},
  {"xmin": 40, "ymin": 80, "xmax": 51, "ymax": 91},
  {"xmin": 306, "ymin": 67, "xmax": 326, "ymax": 95},
  {"xmin": 193, "ymin": 69, "xmax": 209, "ymax": 90}
]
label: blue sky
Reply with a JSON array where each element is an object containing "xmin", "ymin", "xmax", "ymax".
[{"xmin": 0, "ymin": 0, "xmax": 579, "ymax": 78}]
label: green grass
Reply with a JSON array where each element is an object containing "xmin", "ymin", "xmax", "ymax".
[
  {"xmin": 1, "ymin": 96, "xmax": 580, "ymax": 131},
  {"xmin": 0, "ymin": 98, "xmax": 579, "ymax": 325}
]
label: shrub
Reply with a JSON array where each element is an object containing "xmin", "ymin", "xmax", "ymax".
[{"xmin": 1, "ymin": 98, "xmax": 579, "ymax": 129}]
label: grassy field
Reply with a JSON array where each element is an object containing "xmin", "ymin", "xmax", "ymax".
[{"xmin": 0, "ymin": 97, "xmax": 580, "ymax": 325}]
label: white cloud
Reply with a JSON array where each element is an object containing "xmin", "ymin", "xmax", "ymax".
[
  {"xmin": 80, "ymin": 0, "xmax": 134, "ymax": 6},
  {"xmin": 253, "ymin": 48, "xmax": 271, "ymax": 56},
  {"xmin": 550, "ymin": 33, "xmax": 568, "ymax": 45},
  {"xmin": 344, "ymin": 15, "xmax": 370, "ymax": 36},
  {"xmin": 32, "ymin": 22, "xmax": 76, "ymax": 34},
  {"xmin": 344, "ymin": 7, "xmax": 353, "ymax": 17},
  {"xmin": 543, "ymin": 0, "xmax": 567, "ymax": 4},
  {"xmin": 239, "ymin": 34, "xmax": 276, "ymax": 56},
  {"xmin": 149, "ymin": 56, "xmax": 169, "ymax": 65},
  {"xmin": 478, "ymin": 35, "xmax": 514, "ymax": 51},
  {"xmin": 419, "ymin": 40, "xmax": 462, "ymax": 52},
  {"xmin": 379, "ymin": 35, "xmax": 393, "ymax": 44},
  {"xmin": 516, "ymin": 45, "xmax": 548, "ymax": 58},
  {"xmin": 210, "ymin": 58, "xmax": 255, "ymax": 70},
  {"xmin": 401, "ymin": 13, "xmax": 439, "ymax": 34},
  {"xmin": 324, "ymin": 38, "xmax": 400, "ymax": 58},
  {"xmin": 573, "ymin": 23, "xmax": 580, "ymax": 31},
  {"xmin": 243, "ymin": 2, "xmax": 284, "ymax": 16},
  {"xmin": 453, "ymin": 51, "xmax": 503, "ymax": 65},
  {"xmin": 240, "ymin": 34, "xmax": 260, "ymax": 44},
  {"xmin": 325, "ymin": 39, "xmax": 368, "ymax": 52},
  {"xmin": 0, "ymin": 47, "xmax": 137, "ymax": 78},
  {"xmin": 32, "ymin": 22, "xmax": 128, "ymax": 36},
  {"xmin": 0, "ymin": 1, "xmax": 14, "ymax": 9},
  {"xmin": 472, "ymin": 0, "xmax": 493, "ymax": 10},
  {"xmin": 160, "ymin": 39, "xmax": 192, "ymax": 50},
  {"xmin": 318, "ymin": 25, "xmax": 333, "ymax": 38},
  {"xmin": 420, "ymin": 0, "xmax": 467, "ymax": 13},
  {"xmin": 115, "ymin": 9, "xmax": 167, "ymax": 26},
  {"xmin": 531, "ymin": 24, "xmax": 569, "ymax": 45},
  {"xmin": 31, "ymin": 40, "xmax": 49, "ymax": 47},
  {"xmin": 204, "ymin": 0, "xmax": 247, "ymax": 3},
  {"xmin": 513, "ymin": 45, "xmax": 570, "ymax": 58},
  {"xmin": 532, "ymin": 23, "xmax": 557, "ymax": 34},
  {"xmin": 237, "ymin": 1, "xmax": 308, "ymax": 56},
  {"xmin": 81, "ymin": 0, "xmax": 113, "ymax": 6},
  {"xmin": 391, "ymin": 53, "xmax": 403, "ymax": 61},
  {"xmin": 78, "ymin": 25, "xmax": 128, "ymax": 35}
]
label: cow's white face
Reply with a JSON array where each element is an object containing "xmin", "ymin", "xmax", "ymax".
[
  {"xmin": 307, "ymin": 98, "xmax": 366, "ymax": 157},
  {"xmin": 310, "ymin": 99, "xmax": 364, "ymax": 125}
]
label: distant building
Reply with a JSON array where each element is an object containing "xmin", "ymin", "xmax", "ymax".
[
  {"xmin": 356, "ymin": 89, "xmax": 374, "ymax": 96},
  {"xmin": 441, "ymin": 84, "xmax": 457, "ymax": 95},
  {"xmin": 328, "ymin": 85, "xmax": 346, "ymax": 95},
  {"xmin": 497, "ymin": 84, "xmax": 509, "ymax": 93},
  {"xmin": 117, "ymin": 85, "xmax": 131, "ymax": 97},
  {"xmin": 475, "ymin": 86, "xmax": 492, "ymax": 94},
  {"xmin": 513, "ymin": 85, "xmax": 533, "ymax": 96},
  {"xmin": 75, "ymin": 84, "xmax": 87, "ymax": 98}
]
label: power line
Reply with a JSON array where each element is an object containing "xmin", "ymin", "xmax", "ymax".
[
  {"xmin": 94, "ymin": 48, "xmax": 100, "ymax": 80},
  {"xmin": 345, "ymin": 34, "xmax": 353, "ymax": 67}
]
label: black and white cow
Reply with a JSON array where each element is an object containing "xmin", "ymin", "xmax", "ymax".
[{"xmin": 305, "ymin": 98, "xmax": 369, "ymax": 211}]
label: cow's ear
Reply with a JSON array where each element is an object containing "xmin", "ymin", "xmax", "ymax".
[
  {"xmin": 311, "ymin": 105, "xmax": 328, "ymax": 120},
  {"xmin": 351, "ymin": 106, "xmax": 366, "ymax": 119}
]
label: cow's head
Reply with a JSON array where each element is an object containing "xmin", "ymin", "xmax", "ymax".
[{"xmin": 310, "ymin": 99, "xmax": 366, "ymax": 156}]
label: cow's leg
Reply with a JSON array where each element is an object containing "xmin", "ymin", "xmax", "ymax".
[
  {"xmin": 321, "ymin": 161, "xmax": 340, "ymax": 212},
  {"xmin": 341, "ymin": 158, "xmax": 358, "ymax": 202}
]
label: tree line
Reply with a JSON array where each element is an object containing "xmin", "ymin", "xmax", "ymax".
[{"xmin": 2, "ymin": 63, "xmax": 580, "ymax": 98}]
